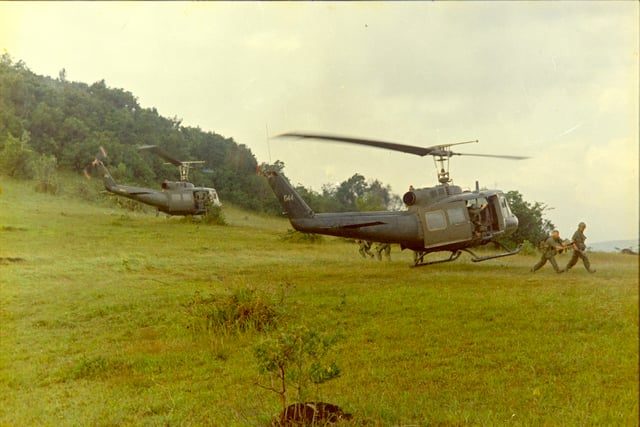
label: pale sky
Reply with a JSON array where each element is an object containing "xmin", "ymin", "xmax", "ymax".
[{"xmin": 2, "ymin": 2, "xmax": 638, "ymax": 243}]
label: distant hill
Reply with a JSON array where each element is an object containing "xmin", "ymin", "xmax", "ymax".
[{"xmin": 589, "ymin": 239, "xmax": 639, "ymax": 253}]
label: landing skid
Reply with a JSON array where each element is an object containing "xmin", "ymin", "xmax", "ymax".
[
  {"xmin": 412, "ymin": 250, "xmax": 461, "ymax": 267},
  {"xmin": 411, "ymin": 243, "xmax": 523, "ymax": 267},
  {"xmin": 462, "ymin": 243, "xmax": 523, "ymax": 263}
]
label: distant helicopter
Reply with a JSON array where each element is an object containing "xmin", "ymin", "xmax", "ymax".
[
  {"xmin": 85, "ymin": 145, "xmax": 221, "ymax": 216},
  {"xmin": 615, "ymin": 246, "xmax": 638, "ymax": 255},
  {"xmin": 262, "ymin": 132, "xmax": 528, "ymax": 267}
]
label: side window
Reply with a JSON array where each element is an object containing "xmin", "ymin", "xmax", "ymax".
[
  {"xmin": 447, "ymin": 207, "xmax": 467, "ymax": 225},
  {"xmin": 426, "ymin": 210, "xmax": 447, "ymax": 231}
]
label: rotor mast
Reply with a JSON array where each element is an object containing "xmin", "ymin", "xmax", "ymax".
[
  {"xmin": 138, "ymin": 145, "xmax": 204, "ymax": 182},
  {"xmin": 428, "ymin": 140, "xmax": 479, "ymax": 185},
  {"xmin": 434, "ymin": 156, "xmax": 451, "ymax": 185},
  {"xmin": 177, "ymin": 161, "xmax": 205, "ymax": 182}
]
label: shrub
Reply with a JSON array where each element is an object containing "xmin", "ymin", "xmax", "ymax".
[
  {"xmin": 254, "ymin": 324, "xmax": 343, "ymax": 414},
  {"xmin": 202, "ymin": 203, "xmax": 227, "ymax": 225},
  {"xmin": 31, "ymin": 153, "xmax": 59, "ymax": 194},
  {"xmin": 519, "ymin": 239, "xmax": 538, "ymax": 256}
]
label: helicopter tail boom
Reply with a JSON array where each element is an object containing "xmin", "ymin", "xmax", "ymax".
[
  {"xmin": 264, "ymin": 169, "xmax": 424, "ymax": 245},
  {"xmin": 264, "ymin": 170, "xmax": 315, "ymax": 220}
]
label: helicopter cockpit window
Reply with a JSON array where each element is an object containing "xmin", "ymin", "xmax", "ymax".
[
  {"xmin": 466, "ymin": 197, "xmax": 488, "ymax": 208},
  {"xmin": 425, "ymin": 210, "xmax": 447, "ymax": 231},
  {"xmin": 447, "ymin": 207, "xmax": 467, "ymax": 225},
  {"xmin": 498, "ymin": 193, "xmax": 512, "ymax": 216}
]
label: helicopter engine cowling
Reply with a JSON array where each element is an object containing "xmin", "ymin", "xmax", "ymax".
[
  {"xmin": 403, "ymin": 189, "xmax": 431, "ymax": 206},
  {"xmin": 403, "ymin": 185, "xmax": 463, "ymax": 207},
  {"xmin": 161, "ymin": 181, "xmax": 195, "ymax": 190},
  {"xmin": 403, "ymin": 191, "xmax": 417, "ymax": 206}
]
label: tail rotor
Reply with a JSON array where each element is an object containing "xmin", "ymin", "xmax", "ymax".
[{"xmin": 83, "ymin": 146, "xmax": 108, "ymax": 179}]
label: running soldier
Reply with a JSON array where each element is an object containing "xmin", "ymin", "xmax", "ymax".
[
  {"xmin": 375, "ymin": 242, "xmax": 391, "ymax": 261},
  {"xmin": 531, "ymin": 230, "xmax": 567, "ymax": 273},
  {"xmin": 357, "ymin": 240, "xmax": 374, "ymax": 258},
  {"xmin": 565, "ymin": 222, "xmax": 596, "ymax": 273}
]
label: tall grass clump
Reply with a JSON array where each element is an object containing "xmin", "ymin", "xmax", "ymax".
[
  {"xmin": 183, "ymin": 286, "xmax": 280, "ymax": 335},
  {"xmin": 280, "ymin": 229, "xmax": 323, "ymax": 243}
]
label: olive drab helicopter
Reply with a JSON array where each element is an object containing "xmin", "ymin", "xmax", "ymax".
[
  {"xmin": 85, "ymin": 145, "xmax": 221, "ymax": 216},
  {"xmin": 261, "ymin": 132, "xmax": 528, "ymax": 267}
]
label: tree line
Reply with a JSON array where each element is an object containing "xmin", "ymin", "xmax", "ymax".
[
  {"xmin": 0, "ymin": 53, "xmax": 552, "ymax": 245},
  {"xmin": 0, "ymin": 54, "xmax": 397, "ymax": 214}
]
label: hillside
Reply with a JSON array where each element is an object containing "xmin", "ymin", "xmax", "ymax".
[
  {"xmin": 0, "ymin": 55, "xmax": 406, "ymax": 218},
  {"xmin": 1, "ymin": 176, "xmax": 637, "ymax": 425},
  {"xmin": 0, "ymin": 53, "xmax": 283, "ymax": 214}
]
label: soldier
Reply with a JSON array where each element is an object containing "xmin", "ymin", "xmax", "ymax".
[
  {"xmin": 565, "ymin": 222, "xmax": 596, "ymax": 273},
  {"xmin": 357, "ymin": 240, "xmax": 374, "ymax": 258},
  {"xmin": 531, "ymin": 229, "xmax": 567, "ymax": 273},
  {"xmin": 375, "ymin": 242, "xmax": 391, "ymax": 261}
]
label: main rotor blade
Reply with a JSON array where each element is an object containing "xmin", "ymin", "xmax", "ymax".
[
  {"xmin": 138, "ymin": 145, "xmax": 183, "ymax": 166},
  {"xmin": 453, "ymin": 152, "xmax": 530, "ymax": 160},
  {"xmin": 277, "ymin": 132, "xmax": 444, "ymax": 157},
  {"xmin": 278, "ymin": 132, "xmax": 527, "ymax": 160}
]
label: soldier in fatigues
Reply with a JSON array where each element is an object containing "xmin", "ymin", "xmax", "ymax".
[
  {"xmin": 565, "ymin": 222, "xmax": 596, "ymax": 273},
  {"xmin": 374, "ymin": 242, "xmax": 391, "ymax": 261},
  {"xmin": 357, "ymin": 240, "xmax": 374, "ymax": 258},
  {"xmin": 531, "ymin": 230, "xmax": 567, "ymax": 273}
]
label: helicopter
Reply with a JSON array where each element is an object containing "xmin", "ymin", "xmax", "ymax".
[
  {"xmin": 262, "ymin": 132, "xmax": 528, "ymax": 267},
  {"xmin": 85, "ymin": 145, "xmax": 221, "ymax": 216}
]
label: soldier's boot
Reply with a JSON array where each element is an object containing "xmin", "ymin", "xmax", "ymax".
[
  {"xmin": 550, "ymin": 258, "xmax": 563, "ymax": 273},
  {"xmin": 583, "ymin": 259, "xmax": 596, "ymax": 273},
  {"xmin": 531, "ymin": 257, "xmax": 546, "ymax": 273}
]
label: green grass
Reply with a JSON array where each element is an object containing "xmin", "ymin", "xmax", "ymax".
[{"xmin": 1, "ymin": 176, "xmax": 638, "ymax": 426}]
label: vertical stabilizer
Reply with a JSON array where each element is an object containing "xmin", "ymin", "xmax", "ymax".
[
  {"xmin": 93, "ymin": 160, "xmax": 118, "ymax": 191},
  {"xmin": 265, "ymin": 171, "xmax": 314, "ymax": 219}
]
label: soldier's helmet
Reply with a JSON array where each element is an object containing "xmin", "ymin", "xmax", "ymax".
[{"xmin": 578, "ymin": 222, "xmax": 586, "ymax": 228}]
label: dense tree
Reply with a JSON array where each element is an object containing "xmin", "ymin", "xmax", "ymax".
[
  {"xmin": 0, "ymin": 132, "xmax": 35, "ymax": 178},
  {"xmin": 502, "ymin": 190, "xmax": 555, "ymax": 246}
]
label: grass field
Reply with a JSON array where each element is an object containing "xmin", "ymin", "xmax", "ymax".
[{"xmin": 1, "ymin": 176, "xmax": 638, "ymax": 426}]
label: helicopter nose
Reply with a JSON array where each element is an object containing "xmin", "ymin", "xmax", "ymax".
[{"xmin": 505, "ymin": 214, "xmax": 519, "ymax": 236}]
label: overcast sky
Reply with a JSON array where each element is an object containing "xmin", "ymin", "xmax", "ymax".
[{"xmin": 2, "ymin": 2, "xmax": 638, "ymax": 243}]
